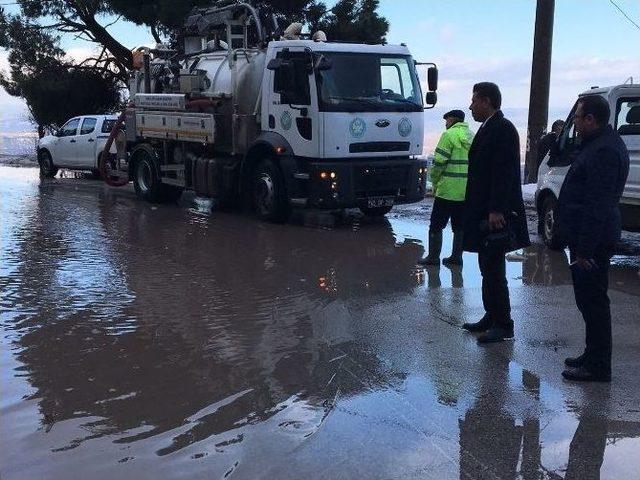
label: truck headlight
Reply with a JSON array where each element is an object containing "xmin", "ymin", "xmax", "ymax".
[{"xmin": 320, "ymin": 171, "xmax": 337, "ymax": 180}]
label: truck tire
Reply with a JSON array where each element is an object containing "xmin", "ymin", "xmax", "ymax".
[
  {"xmin": 540, "ymin": 195, "xmax": 557, "ymax": 247},
  {"xmin": 360, "ymin": 206, "xmax": 393, "ymax": 217},
  {"xmin": 38, "ymin": 150, "xmax": 58, "ymax": 178},
  {"xmin": 133, "ymin": 152, "xmax": 183, "ymax": 203},
  {"xmin": 253, "ymin": 159, "xmax": 290, "ymax": 223},
  {"xmin": 91, "ymin": 154, "xmax": 102, "ymax": 179}
]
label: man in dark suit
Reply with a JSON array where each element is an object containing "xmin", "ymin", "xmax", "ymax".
[
  {"xmin": 461, "ymin": 82, "xmax": 530, "ymax": 344},
  {"xmin": 554, "ymin": 95, "xmax": 630, "ymax": 382}
]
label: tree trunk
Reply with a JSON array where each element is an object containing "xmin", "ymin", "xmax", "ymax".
[{"xmin": 80, "ymin": 14, "xmax": 133, "ymax": 79}]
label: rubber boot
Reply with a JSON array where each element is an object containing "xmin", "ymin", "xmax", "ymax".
[
  {"xmin": 419, "ymin": 230, "xmax": 442, "ymax": 266},
  {"xmin": 443, "ymin": 231, "xmax": 464, "ymax": 266}
]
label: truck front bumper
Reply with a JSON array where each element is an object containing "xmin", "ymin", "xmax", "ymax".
[{"xmin": 283, "ymin": 156, "xmax": 428, "ymax": 210}]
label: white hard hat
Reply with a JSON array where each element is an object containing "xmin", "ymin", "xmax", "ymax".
[{"xmin": 312, "ymin": 30, "xmax": 327, "ymax": 42}]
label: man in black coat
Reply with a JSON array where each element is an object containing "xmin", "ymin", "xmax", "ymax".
[
  {"xmin": 461, "ymin": 82, "xmax": 530, "ymax": 343},
  {"xmin": 554, "ymin": 95, "xmax": 630, "ymax": 382},
  {"xmin": 530, "ymin": 119, "xmax": 565, "ymax": 183}
]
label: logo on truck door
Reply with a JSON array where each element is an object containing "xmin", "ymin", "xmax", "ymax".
[
  {"xmin": 349, "ymin": 118, "xmax": 367, "ymax": 138},
  {"xmin": 398, "ymin": 118, "xmax": 412, "ymax": 138},
  {"xmin": 375, "ymin": 119, "xmax": 391, "ymax": 128}
]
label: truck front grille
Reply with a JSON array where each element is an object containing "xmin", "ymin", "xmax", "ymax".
[
  {"xmin": 354, "ymin": 165, "xmax": 409, "ymax": 195},
  {"xmin": 349, "ymin": 142, "xmax": 411, "ymax": 153}
]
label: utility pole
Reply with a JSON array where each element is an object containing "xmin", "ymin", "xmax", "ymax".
[{"xmin": 524, "ymin": 0, "xmax": 555, "ymax": 184}]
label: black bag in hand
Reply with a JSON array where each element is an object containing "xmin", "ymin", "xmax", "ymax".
[{"xmin": 479, "ymin": 212, "xmax": 520, "ymax": 253}]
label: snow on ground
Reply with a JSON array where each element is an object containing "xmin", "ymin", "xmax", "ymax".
[{"xmin": 522, "ymin": 183, "xmax": 537, "ymax": 207}]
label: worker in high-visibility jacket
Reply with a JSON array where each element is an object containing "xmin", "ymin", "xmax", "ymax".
[{"xmin": 420, "ymin": 110, "xmax": 474, "ymax": 266}]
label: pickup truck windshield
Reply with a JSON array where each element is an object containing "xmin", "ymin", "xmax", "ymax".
[{"xmin": 316, "ymin": 53, "xmax": 422, "ymax": 112}]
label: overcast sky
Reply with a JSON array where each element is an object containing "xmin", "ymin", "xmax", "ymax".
[{"xmin": 1, "ymin": 0, "xmax": 639, "ymax": 114}]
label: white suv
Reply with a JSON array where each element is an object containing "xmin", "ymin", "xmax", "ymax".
[
  {"xmin": 37, "ymin": 115, "xmax": 118, "ymax": 177},
  {"xmin": 536, "ymin": 84, "xmax": 640, "ymax": 245}
]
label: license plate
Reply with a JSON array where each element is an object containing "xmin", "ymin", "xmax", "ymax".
[{"xmin": 367, "ymin": 196, "xmax": 395, "ymax": 208}]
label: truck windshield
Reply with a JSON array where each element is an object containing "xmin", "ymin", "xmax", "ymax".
[{"xmin": 316, "ymin": 53, "xmax": 423, "ymax": 112}]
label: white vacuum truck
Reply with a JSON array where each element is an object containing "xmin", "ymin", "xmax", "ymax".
[{"xmin": 106, "ymin": 2, "xmax": 439, "ymax": 221}]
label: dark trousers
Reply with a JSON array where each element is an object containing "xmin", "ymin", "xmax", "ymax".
[
  {"xmin": 569, "ymin": 248, "xmax": 613, "ymax": 374},
  {"xmin": 565, "ymin": 415, "xmax": 607, "ymax": 480},
  {"xmin": 478, "ymin": 249, "xmax": 511, "ymax": 325},
  {"xmin": 429, "ymin": 197, "xmax": 465, "ymax": 232}
]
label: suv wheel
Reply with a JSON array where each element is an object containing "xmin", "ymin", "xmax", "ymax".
[{"xmin": 38, "ymin": 151, "xmax": 58, "ymax": 178}]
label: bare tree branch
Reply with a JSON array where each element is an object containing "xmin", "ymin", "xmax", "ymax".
[
  {"xmin": 150, "ymin": 23, "xmax": 161, "ymax": 43},
  {"xmin": 104, "ymin": 14, "xmax": 122, "ymax": 29}
]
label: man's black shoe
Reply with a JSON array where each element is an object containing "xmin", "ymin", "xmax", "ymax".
[
  {"xmin": 418, "ymin": 256, "xmax": 440, "ymax": 266},
  {"xmin": 562, "ymin": 366, "xmax": 611, "ymax": 383},
  {"xmin": 477, "ymin": 325, "xmax": 514, "ymax": 344},
  {"xmin": 462, "ymin": 315, "xmax": 492, "ymax": 333},
  {"xmin": 442, "ymin": 255, "xmax": 463, "ymax": 266},
  {"xmin": 564, "ymin": 353, "xmax": 586, "ymax": 368}
]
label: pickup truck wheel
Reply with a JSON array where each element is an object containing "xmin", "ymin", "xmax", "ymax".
[
  {"xmin": 38, "ymin": 151, "xmax": 58, "ymax": 178},
  {"xmin": 253, "ymin": 159, "xmax": 289, "ymax": 223},
  {"xmin": 360, "ymin": 206, "xmax": 393, "ymax": 217},
  {"xmin": 133, "ymin": 153, "xmax": 164, "ymax": 203},
  {"xmin": 541, "ymin": 195, "xmax": 557, "ymax": 247}
]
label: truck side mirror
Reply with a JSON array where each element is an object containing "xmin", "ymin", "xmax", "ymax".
[
  {"xmin": 427, "ymin": 66, "xmax": 438, "ymax": 92},
  {"xmin": 425, "ymin": 91, "xmax": 437, "ymax": 109}
]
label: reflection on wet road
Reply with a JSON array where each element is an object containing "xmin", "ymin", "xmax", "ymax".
[{"xmin": 1, "ymin": 167, "xmax": 640, "ymax": 479}]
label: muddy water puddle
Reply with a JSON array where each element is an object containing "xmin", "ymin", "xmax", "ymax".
[{"xmin": 2, "ymin": 167, "xmax": 640, "ymax": 479}]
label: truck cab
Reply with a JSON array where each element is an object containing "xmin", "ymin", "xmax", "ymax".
[
  {"xmin": 536, "ymin": 83, "xmax": 640, "ymax": 243},
  {"xmin": 257, "ymin": 40, "xmax": 431, "ymax": 217}
]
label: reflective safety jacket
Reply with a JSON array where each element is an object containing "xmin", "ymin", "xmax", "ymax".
[{"xmin": 430, "ymin": 122, "xmax": 474, "ymax": 202}]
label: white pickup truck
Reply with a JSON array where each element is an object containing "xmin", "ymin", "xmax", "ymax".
[
  {"xmin": 536, "ymin": 83, "xmax": 640, "ymax": 244},
  {"xmin": 37, "ymin": 115, "xmax": 118, "ymax": 177}
]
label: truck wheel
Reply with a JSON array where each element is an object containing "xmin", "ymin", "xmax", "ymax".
[
  {"xmin": 253, "ymin": 159, "xmax": 289, "ymax": 223},
  {"xmin": 38, "ymin": 151, "xmax": 58, "ymax": 178},
  {"xmin": 541, "ymin": 195, "xmax": 557, "ymax": 247},
  {"xmin": 133, "ymin": 153, "xmax": 165, "ymax": 203},
  {"xmin": 360, "ymin": 206, "xmax": 393, "ymax": 217}
]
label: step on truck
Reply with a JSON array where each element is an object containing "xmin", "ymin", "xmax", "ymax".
[
  {"xmin": 105, "ymin": 2, "xmax": 438, "ymax": 221},
  {"xmin": 536, "ymin": 81, "xmax": 640, "ymax": 244}
]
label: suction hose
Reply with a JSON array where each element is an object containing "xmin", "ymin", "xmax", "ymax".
[{"xmin": 99, "ymin": 107, "xmax": 130, "ymax": 187}]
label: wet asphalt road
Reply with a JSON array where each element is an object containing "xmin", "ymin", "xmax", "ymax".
[{"xmin": 1, "ymin": 166, "xmax": 640, "ymax": 480}]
